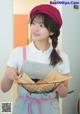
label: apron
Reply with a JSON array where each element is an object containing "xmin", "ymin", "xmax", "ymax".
[{"xmin": 12, "ymin": 46, "xmax": 60, "ymax": 114}]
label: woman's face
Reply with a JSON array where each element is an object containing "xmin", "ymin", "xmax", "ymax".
[{"xmin": 30, "ymin": 16, "xmax": 52, "ymax": 42}]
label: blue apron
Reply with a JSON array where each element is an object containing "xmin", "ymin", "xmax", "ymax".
[{"xmin": 12, "ymin": 46, "xmax": 60, "ymax": 114}]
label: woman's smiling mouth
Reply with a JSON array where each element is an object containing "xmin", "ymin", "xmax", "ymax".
[{"xmin": 33, "ymin": 32, "xmax": 40, "ymax": 36}]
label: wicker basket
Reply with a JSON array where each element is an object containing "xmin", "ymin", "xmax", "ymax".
[
  {"xmin": 18, "ymin": 82, "xmax": 63, "ymax": 93},
  {"xmin": 15, "ymin": 71, "xmax": 72, "ymax": 93}
]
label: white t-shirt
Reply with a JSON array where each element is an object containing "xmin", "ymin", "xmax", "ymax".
[{"xmin": 7, "ymin": 42, "xmax": 70, "ymax": 74}]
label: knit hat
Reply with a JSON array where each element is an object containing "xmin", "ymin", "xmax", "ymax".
[{"xmin": 30, "ymin": 4, "xmax": 62, "ymax": 29}]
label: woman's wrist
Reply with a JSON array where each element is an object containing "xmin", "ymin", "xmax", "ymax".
[
  {"xmin": 55, "ymin": 83, "xmax": 64, "ymax": 92},
  {"xmin": 55, "ymin": 83, "xmax": 68, "ymax": 97}
]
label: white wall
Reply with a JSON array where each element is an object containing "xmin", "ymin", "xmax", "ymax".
[
  {"xmin": 0, "ymin": 0, "xmax": 13, "ymax": 113},
  {"xmin": 62, "ymin": 4, "xmax": 80, "ymax": 114}
]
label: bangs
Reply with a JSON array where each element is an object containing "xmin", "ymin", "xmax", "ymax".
[
  {"xmin": 30, "ymin": 12, "xmax": 58, "ymax": 32},
  {"xmin": 30, "ymin": 13, "xmax": 45, "ymax": 24}
]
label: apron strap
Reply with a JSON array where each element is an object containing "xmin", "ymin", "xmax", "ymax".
[
  {"xmin": 23, "ymin": 46, "xmax": 26, "ymax": 60},
  {"xmin": 22, "ymin": 46, "xmax": 59, "ymax": 61},
  {"xmin": 19, "ymin": 96, "xmax": 56, "ymax": 114}
]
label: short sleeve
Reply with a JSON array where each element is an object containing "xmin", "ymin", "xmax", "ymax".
[
  {"xmin": 7, "ymin": 47, "xmax": 22, "ymax": 69},
  {"xmin": 58, "ymin": 51, "xmax": 70, "ymax": 74}
]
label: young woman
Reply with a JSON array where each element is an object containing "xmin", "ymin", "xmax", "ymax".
[{"xmin": 1, "ymin": 4, "xmax": 70, "ymax": 114}]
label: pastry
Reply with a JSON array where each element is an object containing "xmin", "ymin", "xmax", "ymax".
[{"xmin": 36, "ymin": 80, "xmax": 48, "ymax": 85}]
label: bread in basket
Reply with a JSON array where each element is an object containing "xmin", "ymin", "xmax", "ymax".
[{"xmin": 14, "ymin": 71, "xmax": 72, "ymax": 93}]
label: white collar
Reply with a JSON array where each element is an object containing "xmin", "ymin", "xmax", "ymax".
[{"xmin": 29, "ymin": 41, "xmax": 53, "ymax": 55}]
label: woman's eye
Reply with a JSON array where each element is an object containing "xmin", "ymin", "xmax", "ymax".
[
  {"xmin": 32, "ymin": 22, "xmax": 35, "ymax": 25},
  {"xmin": 32, "ymin": 22, "xmax": 36, "ymax": 25},
  {"xmin": 40, "ymin": 24, "xmax": 44, "ymax": 27}
]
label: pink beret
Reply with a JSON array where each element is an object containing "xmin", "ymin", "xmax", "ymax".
[{"xmin": 30, "ymin": 4, "xmax": 62, "ymax": 29}]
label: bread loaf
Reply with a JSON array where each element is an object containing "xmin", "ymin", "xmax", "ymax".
[{"xmin": 36, "ymin": 80, "xmax": 48, "ymax": 85}]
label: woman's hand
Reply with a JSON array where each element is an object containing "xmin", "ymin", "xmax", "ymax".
[
  {"xmin": 1, "ymin": 66, "xmax": 20, "ymax": 92},
  {"xmin": 55, "ymin": 80, "xmax": 68, "ymax": 97},
  {"xmin": 55, "ymin": 83, "xmax": 64, "ymax": 91},
  {"xmin": 54, "ymin": 73, "xmax": 69, "ymax": 98},
  {"xmin": 6, "ymin": 66, "xmax": 20, "ymax": 81}
]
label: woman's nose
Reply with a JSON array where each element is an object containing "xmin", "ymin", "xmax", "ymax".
[{"xmin": 34, "ymin": 24, "xmax": 39, "ymax": 31}]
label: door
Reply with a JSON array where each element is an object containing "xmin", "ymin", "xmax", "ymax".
[{"xmin": 62, "ymin": 4, "xmax": 80, "ymax": 114}]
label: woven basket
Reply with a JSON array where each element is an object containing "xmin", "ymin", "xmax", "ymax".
[
  {"xmin": 18, "ymin": 82, "xmax": 63, "ymax": 93},
  {"xmin": 15, "ymin": 71, "xmax": 72, "ymax": 93}
]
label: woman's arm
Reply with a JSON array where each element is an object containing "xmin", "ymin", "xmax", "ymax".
[
  {"xmin": 55, "ymin": 74, "xmax": 69, "ymax": 98},
  {"xmin": 1, "ymin": 66, "xmax": 19, "ymax": 92}
]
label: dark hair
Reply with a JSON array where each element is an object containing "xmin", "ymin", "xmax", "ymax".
[{"xmin": 30, "ymin": 12, "xmax": 62, "ymax": 66}]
